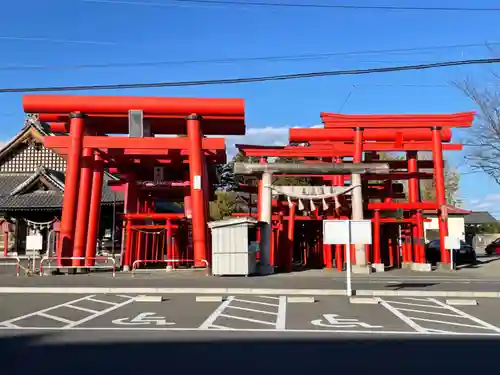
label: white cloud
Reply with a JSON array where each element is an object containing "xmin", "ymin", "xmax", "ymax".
[
  {"xmin": 485, "ymin": 194, "xmax": 500, "ymax": 201},
  {"xmin": 467, "ymin": 194, "xmax": 500, "ymax": 212},
  {"xmin": 473, "ymin": 202, "xmax": 494, "ymax": 210},
  {"xmin": 156, "ymin": 124, "xmax": 321, "ymax": 160},
  {"xmin": 225, "ymin": 124, "xmax": 321, "ymax": 160}
]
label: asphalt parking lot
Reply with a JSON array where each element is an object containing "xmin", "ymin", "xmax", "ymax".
[{"xmin": 1, "ymin": 293, "xmax": 500, "ymax": 336}]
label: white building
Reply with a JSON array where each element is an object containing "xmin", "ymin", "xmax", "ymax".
[{"xmin": 423, "ymin": 205, "xmax": 471, "ymax": 243}]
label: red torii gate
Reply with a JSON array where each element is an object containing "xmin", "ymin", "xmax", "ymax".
[
  {"xmin": 237, "ymin": 111, "xmax": 474, "ymax": 272},
  {"xmin": 23, "ymin": 95, "xmax": 245, "ymax": 269}
]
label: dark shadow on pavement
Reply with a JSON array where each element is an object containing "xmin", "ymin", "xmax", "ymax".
[
  {"xmin": 1, "ymin": 332, "xmax": 497, "ymax": 375},
  {"xmin": 457, "ymin": 256, "xmax": 500, "ymax": 270},
  {"xmin": 384, "ymin": 282, "xmax": 438, "ymax": 290}
]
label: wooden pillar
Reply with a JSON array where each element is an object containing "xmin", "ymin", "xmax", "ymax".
[
  {"xmin": 58, "ymin": 112, "xmax": 85, "ymax": 267},
  {"xmin": 73, "ymin": 147, "xmax": 94, "ymax": 267},
  {"xmin": 186, "ymin": 114, "xmax": 208, "ymax": 267},
  {"xmin": 432, "ymin": 127, "xmax": 449, "ymax": 264},
  {"xmin": 352, "ymin": 127, "xmax": 367, "ymax": 268},
  {"xmin": 85, "ymin": 152, "xmax": 104, "ymax": 267},
  {"xmin": 286, "ymin": 202, "xmax": 296, "ymax": 273}
]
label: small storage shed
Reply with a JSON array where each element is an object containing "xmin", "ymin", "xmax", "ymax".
[{"xmin": 208, "ymin": 216, "xmax": 259, "ymax": 276}]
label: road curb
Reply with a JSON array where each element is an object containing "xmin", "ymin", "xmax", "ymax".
[
  {"xmin": 0, "ymin": 287, "xmax": 499, "ymax": 298},
  {"xmin": 0, "ymin": 287, "xmax": 346, "ymax": 295},
  {"xmin": 355, "ymin": 290, "xmax": 500, "ymax": 298}
]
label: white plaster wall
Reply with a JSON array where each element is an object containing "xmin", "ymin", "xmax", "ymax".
[{"xmin": 423, "ymin": 216, "xmax": 465, "ymax": 242}]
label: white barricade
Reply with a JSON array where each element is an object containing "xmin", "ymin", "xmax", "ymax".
[
  {"xmin": 131, "ymin": 259, "xmax": 209, "ymax": 276},
  {"xmin": 0, "ymin": 256, "xmax": 21, "ymax": 276},
  {"xmin": 39, "ymin": 256, "xmax": 116, "ymax": 277}
]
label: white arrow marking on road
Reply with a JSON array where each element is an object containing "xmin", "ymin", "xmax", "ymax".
[
  {"xmin": 311, "ymin": 314, "xmax": 383, "ymax": 329},
  {"xmin": 112, "ymin": 312, "xmax": 175, "ymax": 326}
]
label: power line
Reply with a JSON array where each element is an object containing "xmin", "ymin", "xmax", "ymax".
[
  {"xmin": 0, "ymin": 41, "xmax": 497, "ymax": 72},
  {"xmin": 84, "ymin": 0, "xmax": 500, "ymax": 12},
  {"xmin": 0, "ymin": 36, "xmax": 116, "ymax": 46},
  {"xmin": 0, "ymin": 57, "xmax": 499, "ymax": 94}
]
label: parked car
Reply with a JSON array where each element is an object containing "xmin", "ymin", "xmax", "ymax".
[
  {"xmin": 425, "ymin": 239, "xmax": 476, "ymax": 265},
  {"xmin": 485, "ymin": 238, "xmax": 500, "ymax": 255},
  {"xmin": 98, "ymin": 237, "xmax": 120, "ymax": 251}
]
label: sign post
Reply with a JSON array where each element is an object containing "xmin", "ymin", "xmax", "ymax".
[
  {"xmin": 323, "ymin": 219, "xmax": 373, "ymax": 297},
  {"xmin": 444, "ymin": 235, "xmax": 461, "ymax": 271}
]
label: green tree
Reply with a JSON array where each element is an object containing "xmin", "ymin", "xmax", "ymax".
[
  {"xmin": 417, "ymin": 152, "xmax": 462, "ymax": 206},
  {"xmin": 272, "ymin": 156, "xmax": 314, "ymax": 186},
  {"xmin": 378, "ymin": 151, "xmax": 462, "ymax": 206},
  {"xmin": 209, "ymin": 191, "xmax": 237, "ymax": 220}
]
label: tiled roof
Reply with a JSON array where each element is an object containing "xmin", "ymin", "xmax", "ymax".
[
  {"xmin": 0, "ymin": 169, "xmax": 123, "ymax": 211},
  {"xmin": 0, "ymin": 190, "xmax": 63, "ymax": 211},
  {"xmin": 464, "ymin": 211, "xmax": 498, "ymax": 225},
  {"xmin": 423, "ymin": 205, "xmax": 472, "ymax": 216},
  {"xmin": 0, "ymin": 120, "xmax": 124, "ymax": 211}
]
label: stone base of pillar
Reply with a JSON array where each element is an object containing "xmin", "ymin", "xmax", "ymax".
[
  {"xmin": 351, "ymin": 264, "xmax": 372, "ymax": 274},
  {"xmin": 58, "ymin": 267, "xmax": 77, "ymax": 275},
  {"xmin": 401, "ymin": 262, "xmax": 413, "ymax": 269},
  {"xmin": 411, "ymin": 263, "xmax": 432, "ymax": 272},
  {"xmin": 258, "ymin": 263, "xmax": 274, "ymax": 276},
  {"xmin": 437, "ymin": 262, "xmax": 453, "ymax": 271},
  {"xmin": 372, "ymin": 263, "xmax": 385, "ymax": 272},
  {"xmin": 123, "ymin": 265, "xmax": 130, "ymax": 272}
]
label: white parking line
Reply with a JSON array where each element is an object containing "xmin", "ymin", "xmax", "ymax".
[
  {"xmin": 0, "ymin": 325, "xmax": 499, "ymax": 336},
  {"xmin": 428, "ymin": 298, "xmax": 500, "ymax": 333},
  {"xmin": 0, "ymin": 295, "xmax": 98, "ymax": 328},
  {"xmin": 232, "ymin": 298, "xmax": 278, "ymax": 307},
  {"xmin": 375, "ymin": 297, "xmax": 426, "ymax": 333},
  {"xmin": 276, "ymin": 295, "xmax": 287, "ymax": 330},
  {"xmin": 64, "ymin": 297, "xmax": 135, "ymax": 328},
  {"xmin": 199, "ymin": 295, "xmax": 287, "ymax": 330},
  {"xmin": 37, "ymin": 312, "xmax": 73, "ymax": 324},
  {"xmin": 86, "ymin": 298, "xmax": 117, "ymax": 306},
  {"xmin": 226, "ymin": 305, "xmax": 278, "ymax": 315},
  {"xmin": 378, "ymin": 297, "xmax": 500, "ymax": 334},
  {"xmin": 198, "ymin": 296, "xmax": 235, "ymax": 329},
  {"xmin": 65, "ymin": 304, "xmax": 99, "ymax": 314},
  {"xmin": 0, "ymin": 294, "xmax": 135, "ymax": 329},
  {"xmin": 218, "ymin": 313, "xmax": 276, "ymax": 326}
]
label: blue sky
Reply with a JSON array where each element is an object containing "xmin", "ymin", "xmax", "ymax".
[{"xmin": 0, "ymin": 0, "xmax": 499, "ymax": 214}]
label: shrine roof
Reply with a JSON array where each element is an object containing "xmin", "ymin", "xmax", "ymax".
[
  {"xmin": 25, "ymin": 94, "xmax": 246, "ymax": 135},
  {"xmin": 464, "ymin": 211, "xmax": 498, "ymax": 225},
  {"xmin": 0, "ymin": 168, "xmax": 122, "ymax": 211},
  {"xmin": 320, "ymin": 111, "xmax": 475, "ymax": 128},
  {"xmin": 422, "ymin": 205, "xmax": 472, "ymax": 216},
  {"xmin": 0, "ymin": 119, "xmax": 124, "ymax": 211}
]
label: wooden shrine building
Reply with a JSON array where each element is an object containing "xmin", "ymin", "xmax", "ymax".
[{"xmin": 0, "ymin": 117, "xmax": 123, "ymax": 256}]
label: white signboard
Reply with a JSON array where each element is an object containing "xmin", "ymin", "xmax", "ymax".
[
  {"xmin": 322, "ymin": 220, "xmax": 372, "ymax": 297},
  {"xmin": 445, "ymin": 235, "xmax": 461, "ymax": 270},
  {"xmin": 193, "ymin": 175, "xmax": 202, "ymax": 190},
  {"xmin": 323, "ymin": 220, "xmax": 373, "ymax": 245},
  {"xmin": 444, "ymin": 236, "xmax": 461, "ymax": 250},
  {"xmin": 26, "ymin": 234, "xmax": 43, "ymax": 251}
]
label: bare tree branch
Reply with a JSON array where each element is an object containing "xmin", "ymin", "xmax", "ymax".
[{"xmin": 456, "ymin": 76, "xmax": 500, "ymax": 185}]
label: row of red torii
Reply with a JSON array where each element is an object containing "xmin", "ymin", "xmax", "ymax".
[{"xmin": 22, "ymin": 94, "xmax": 474, "ymax": 273}]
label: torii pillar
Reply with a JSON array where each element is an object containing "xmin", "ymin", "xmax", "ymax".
[
  {"xmin": 234, "ymin": 161, "xmax": 390, "ymax": 276},
  {"xmin": 351, "ymin": 127, "xmax": 371, "ymax": 274},
  {"xmin": 186, "ymin": 114, "xmax": 209, "ymax": 267},
  {"xmin": 58, "ymin": 112, "xmax": 85, "ymax": 267},
  {"xmin": 259, "ymin": 171, "xmax": 274, "ymax": 275}
]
